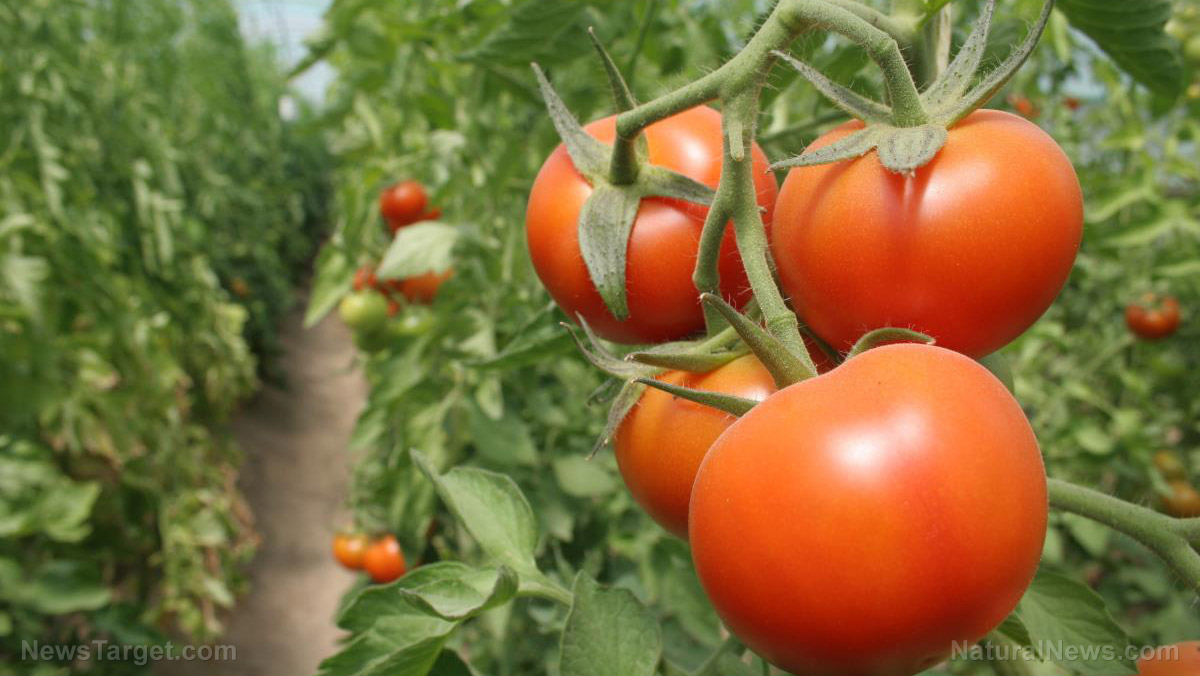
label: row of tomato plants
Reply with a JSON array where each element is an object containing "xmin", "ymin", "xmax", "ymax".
[{"xmin": 0, "ymin": 0, "xmax": 330, "ymax": 667}]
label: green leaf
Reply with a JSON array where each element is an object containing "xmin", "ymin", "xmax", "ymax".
[
  {"xmin": 377, "ymin": 223, "xmax": 459, "ymax": 280},
  {"xmin": 24, "ymin": 561, "xmax": 111, "ymax": 614},
  {"xmin": 552, "ymin": 455, "xmax": 618, "ymax": 498},
  {"xmin": 413, "ymin": 453, "xmax": 540, "ymax": 578},
  {"xmin": 394, "ymin": 563, "xmax": 518, "ymax": 621},
  {"xmin": 464, "ymin": 0, "xmax": 589, "ymax": 66},
  {"xmin": 467, "ymin": 404, "xmax": 538, "ymax": 467},
  {"xmin": 319, "ymin": 615, "xmax": 455, "ymax": 676},
  {"xmin": 559, "ymin": 573, "xmax": 662, "ymax": 676},
  {"xmin": 305, "ymin": 246, "xmax": 354, "ymax": 328},
  {"xmin": 1016, "ymin": 568, "xmax": 1135, "ymax": 675},
  {"xmin": 1058, "ymin": 0, "xmax": 1185, "ymax": 98},
  {"xmin": 429, "ymin": 651, "xmax": 474, "ymax": 676}
]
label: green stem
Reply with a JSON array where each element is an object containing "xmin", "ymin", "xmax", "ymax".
[
  {"xmin": 690, "ymin": 636, "xmax": 742, "ymax": 676},
  {"xmin": 1047, "ymin": 479, "xmax": 1200, "ymax": 595},
  {"xmin": 519, "ymin": 576, "xmax": 574, "ymax": 606},
  {"xmin": 827, "ymin": 0, "xmax": 916, "ymax": 44},
  {"xmin": 625, "ymin": 0, "xmax": 660, "ymax": 87},
  {"xmin": 692, "ymin": 201, "xmax": 730, "ymax": 332}
]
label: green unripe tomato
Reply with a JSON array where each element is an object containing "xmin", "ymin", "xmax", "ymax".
[
  {"xmin": 339, "ymin": 291, "xmax": 388, "ymax": 334},
  {"xmin": 390, "ymin": 306, "xmax": 435, "ymax": 337}
]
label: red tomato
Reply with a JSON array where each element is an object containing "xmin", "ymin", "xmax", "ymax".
[
  {"xmin": 363, "ymin": 535, "xmax": 407, "ymax": 583},
  {"xmin": 526, "ymin": 106, "xmax": 779, "ymax": 344},
  {"xmin": 1008, "ymin": 94, "xmax": 1038, "ymax": 119},
  {"xmin": 615, "ymin": 355, "xmax": 777, "ymax": 538},
  {"xmin": 1161, "ymin": 480, "xmax": 1200, "ymax": 518},
  {"xmin": 1063, "ymin": 96, "xmax": 1082, "ymax": 111},
  {"xmin": 1137, "ymin": 642, "xmax": 1200, "ymax": 676},
  {"xmin": 1125, "ymin": 294, "xmax": 1181, "ymax": 340},
  {"xmin": 773, "ymin": 110, "xmax": 1083, "ymax": 358},
  {"xmin": 331, "ymin": 533, "xmax": 368, "ymax": 570},
  {"xmin": 690, "ymin": 344, "xmax": 1047, "ymax": 676},
  {"xmin": 395, "ymin": 270, "xmax": 452, "ymax": 304},
  {"xmin": 380, "ymin": 180, "xmax": 428, "ymax": 228},
  {"xmin": 352, "ymin": 266, "xmax": 378, "ymax": 292}
]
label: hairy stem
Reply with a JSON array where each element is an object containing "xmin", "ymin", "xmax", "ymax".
[{"xmin": 1048, "ymin": 479, "xmax": 1200, "ymax": 595}]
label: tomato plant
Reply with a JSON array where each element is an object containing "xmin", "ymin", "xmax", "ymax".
[
  {"xmin": 526, "ymin": 106, "xmax": 778, "ymax": 344},
  {"xmin": 773, "ymin": 110, "xmax": 1084, "ymax": 359}
]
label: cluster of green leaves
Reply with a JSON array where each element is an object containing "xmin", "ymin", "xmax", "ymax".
[
  {"xmin": 0, "ymin": 0, "xmax": 328, "ymax": 667},
  {"xmin": 303, "ymin": 1, "xmax": 1198, "ymax": 675}
]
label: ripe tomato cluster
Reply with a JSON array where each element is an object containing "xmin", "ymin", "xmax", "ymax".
[
  {"xmin": 338, "ymin": 180, "xmax": 450, "ymax": 349},
  {"xmin": 332, "ymin": 532, "xmax": 408, "ymax": 584},
  {"xmin": 525, "ymin": 103, "xmax": 1084, "ymax": 675}
]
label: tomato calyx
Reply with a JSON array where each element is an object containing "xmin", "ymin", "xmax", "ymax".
[
  {"xmin": 844, "ymin": 327, "xmax": 934, "ymax": 359},
  {"xmin": 771, "ymin": 0, "xmax": 1053, "ymax": 174},
  {"xmin": 531, "ymin": 65, "xmax": 716, "ymax": 321}
]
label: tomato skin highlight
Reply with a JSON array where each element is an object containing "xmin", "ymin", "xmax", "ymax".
[
  {"xmin": 1125, "ymin": 294, "xmax": 1181, "ymax": 340},
  {"xmin": 773, "ymin": 110, "xmax": 1083, "ymax": 359},
  {"xmin": 1136, "ymin": 642, "xmax": 1200, "ymax": 676},
  {"xmin": 615, "ymin": 355, "xmax": 777, "ymax": 538},
  {"xmin": 380, "ymin": 180, "xmax": 429, "ymax": 228},
  {"xmin": 525, "ymin": 106, "xmax": 778, "ymax": 344},
  {"xmin": 332, "ymin": 533, "xmax": 368, "ymax": 570},
  {"xmin": 363, "ymin": 535, "xmax": 407, "ymax": 583},
  {"xmin": 689, "ymin": 343, "xmax": 1047, "ymax": 676}
]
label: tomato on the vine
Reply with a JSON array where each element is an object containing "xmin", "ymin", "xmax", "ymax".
[
  {"xmin": 1125, "ymin": 294, "xmax": 1181, "ymax": 340},
  {"xmin": 526, "ymin": 106, "xmax": 778, "ymax": 344},
  {"xmin": 396, "ymin": 270, "xmax": 452, "ymax": 304},
  {"xmin": 339, "ymin": 291, "xmax": 389, "ymax": 334},
  {"xmin": 332, "ymin": 533, "xmax": 368, "ymax": 570},
  {"xmin": 353, "ymin": 266, "xmax": 378, "ymax": 292},
  {"xmin": 363, "ymin": 535, "xmax": 407, "ymax": 583},
  {"xmin": 689, "ymin": 344, "xmax": 1047, "ymax": 676},
  {"xmin": 1137, "ymin": 642, "xmax": 1200, "ymax": 676},
  {"xmin": 772, "ymin": 109, "xmax": 1083, "ymax": 359},
  {"xmin": 615, "ymin": 355, "xmax": 777, "ymax": 538},
  {"xmin": 380, "ymin": 180, "xmax": 428, "ymax": 228},
  {"xmin": 1161, "ymin": 480, "xmax": 1200, "ymax": 518}
]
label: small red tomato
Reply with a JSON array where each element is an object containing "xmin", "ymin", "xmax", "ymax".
[
  {"xmin": 1063, "ymin": 96, "xmax": 1081, "ymax": 111},
  {"xmin": 1125, "ymin": 294, "xmax": 1181, "ymax": 340},
  {"xmin": 363, "ymin": 535, "xmax": 407, "ymax": 583},
  {"xmin": 1008, "ymin": 94, "xmax": 1038, "ymax": 119},
  {"xmin": 353, "ymin": 266, "xmax": 378, "ymax": 292},
  {"xmin": 615, "ymin": 355, "xmax": 778, "ymax": 538},
  {"xmin": 1161, "ymin": 480, "xmax": 1200, "ymax": 518},
  {"xmin": 690, "ymin": 344, "xmax": 1047, "ymax": 676},
  {"xmin": 1136, "ymin": 642, "xmax": 1200, "ymax": 676},
  {"xmin": 398, "ymin": 270, "xmax": 453, "ymax": 304},
  {"xmin": 331, "ymin": 533, "xmax": 368, "ymax": 570},
  {"xmin": 380, "ymin": 180, "xmax": 428, "ymax": 228}
]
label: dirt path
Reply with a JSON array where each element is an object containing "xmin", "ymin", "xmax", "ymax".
[{"xmin": 172, "ymin": 297, "xmax": 366, "ymax": 675}]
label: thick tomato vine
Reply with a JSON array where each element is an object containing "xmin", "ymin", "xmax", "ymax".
[
  {"xmin": 615, "ymin": 354, "xmax": 776, "ymax": 538},
  {"xmin": 525, "ymin": 106, "xmax": 778, "ymax": 344},
  {"xmin": 772, "ymin": 109, "xmax": 1083, "ymax": 359},
  {"xmin": 689, "ymin": 344, "xmax": 1047, "ymax": 676}
]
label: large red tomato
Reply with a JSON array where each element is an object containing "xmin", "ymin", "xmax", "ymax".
[
  {"xmin": 1137, "ymin": 642, "xmax": 1200, "ymax": 676},
  {"xmin": 615, "ymin": 355, "xmax": 777, "ymax": 538},
  {"xmin": 689, "ymin": 343, "xmax": 1047, "ymax": 676},
  {"xmin": 526, "ymin": 106, "xmax": 778, "ymax": 344},
  {"xmin": 772, "ymin": 110, "xmax": 1083, "ymax": 358}
]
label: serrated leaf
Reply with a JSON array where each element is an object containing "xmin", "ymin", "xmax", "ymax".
[
  {"xmin": 319, "ymin": 616, "xmax": 454, "ymax": 676},
  {"xmin": 464, "ymin": 0, "xmax": 588, "ymax": 66},
  {"xmin": 377, "ymin": 223, "xmax": 459, "ymax": 280},
  {"xmin": 413, "ymin": 453, "xmax": 540, "ymax": 578},
  {"xmin": 1016, "ymin": 568, "xmax": 1135, "ymax": 675},
  {"xmin": 559, "ymin": 573, "xmax": 662, "ymax": 676},
  {"xmin": 23, "ymin": 561, "xmax": 111, "ymax": 614},
  {"xmin": 1058, "ymin": 0, "xmax": 1185, "ymax": 98},
  {"xmin": 393, "ymin": 563, "xmax": 518, "ymax": 621}
]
